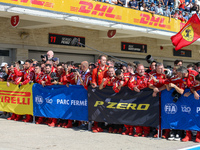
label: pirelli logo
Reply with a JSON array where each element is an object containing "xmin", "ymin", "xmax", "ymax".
[
  {"xmin": 94, "ymin": 101, "xmax": 150, "ymax": 110},
  {"xmin": 0, "ymin": 90, "xmax": 31, "ymax": 105}
]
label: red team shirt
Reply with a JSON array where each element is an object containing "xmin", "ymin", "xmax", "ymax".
[{"xmin": 128, "ymin": 73, "xmax": 150, "ymax": 90}]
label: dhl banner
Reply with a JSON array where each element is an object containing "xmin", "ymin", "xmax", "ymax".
[
  {"xmin": 0, "ymin": 82, "xmax": 33, "ymax": 115},
  {"xmin": 0, "ymin": 0, "xmax": 184, "ymax": 33}
]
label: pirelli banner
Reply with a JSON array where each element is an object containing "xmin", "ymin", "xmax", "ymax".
[
  {"xmin": 88, "ymin": 87, "xmax": 159, "ymax": 127},
  {"xmin": 0, "ymin": 82, "xmax": 33, "ymax": 115}
]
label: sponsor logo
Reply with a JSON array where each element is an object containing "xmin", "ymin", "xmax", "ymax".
[
  {"xmin": 94, "ymin": 101, "xmax": 150, "ymax": 110},
  {"xmin": 197, "ymin": 107, "xmax": 200, "ymax": 113},
  {"xmin": 134, "ymin": 13, "xmax": 171, "ymax": 29},
  {"xmin": 70, "ymin": 1, "xmax": 122, "ymax": 20},
  {"xmin": 164, "ymin": 103, "xmax": 177, "ymax": 114},
  {"xmin": 181, "ymin": 24, "xmax": 194, "ymax": 42},
  {"xmin": 10, "ymin": 0, "xmax": 54, "ymax": 8},
  {"xmin": 35, "ymin": 95, "xmax": 43, "ymax": 105},
  {"xmin": 46, "ymin": 98, "xmax": 53, "ymax": 104},
  {"xmin": 181, "ymin": 105, "xmax": 191, "ymax": 113},
  {"xmin": 0, "ymin": 90, "xmax": 31, "ymax": 105}
]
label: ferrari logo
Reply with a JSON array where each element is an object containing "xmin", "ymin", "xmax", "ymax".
[{"xmin": 181, "ymin": 24, "xmax": 194, "ymax": 42}]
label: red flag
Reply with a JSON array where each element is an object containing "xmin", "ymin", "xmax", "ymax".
[{"xmin": 171, "ymin": 14, "xmax": 200, "ymax": 51}]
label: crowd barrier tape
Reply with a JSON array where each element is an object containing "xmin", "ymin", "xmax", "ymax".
[
  {"xmin": 0, "ymin": 82, "xmax": 33, "ymax": 115},
  {"xmin": 33, "ymin": 84, "xmax": 88, "ymax": 121},
  {"xmin": 0, "ymin": 0, "xmax": 183, "ymax": 32},
  {"xmin": 161, "ymin": 89, "xmax": 200, "ymax": 131}
]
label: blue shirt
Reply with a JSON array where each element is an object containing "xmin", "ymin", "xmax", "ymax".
[{"xmin": 129, "ymin": 1, "xmax": 138, "ymax": 8}]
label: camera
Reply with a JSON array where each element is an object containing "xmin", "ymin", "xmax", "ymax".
[
  {"xmin": 71, "ymin": 68, "xmax": 79, "ymax": 72},
  {"xmin": 41, "ymin": 54, "xmax": 48, "ymax": 61},
  {"xmin": 114, "ymin": 62, "xmax": 122, "ymax": 69},
  {"xmin": 50, "ymin": 72, "xmax": 59, "ymax": 82},
  {"xmin": 164, "ymin": 69, "xmax": 173, "ymax": 78},
  {"xmin": 145, "ymin": 55, "xmax": 155, "ymax": 64},
  {"xmin": 171, "ymin": 90, "xmax": 181, "ymax": 103},
  {"xmin": 18, "ymin": 60, "xmax": 25, "ymax": 65}
]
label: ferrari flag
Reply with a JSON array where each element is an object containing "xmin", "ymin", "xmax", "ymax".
[{"xmin": 171, "ymin": 14, "xmax": 200, "ymax": 50}]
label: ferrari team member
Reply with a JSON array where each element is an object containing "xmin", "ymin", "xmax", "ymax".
[
  {"xmin": 174, "ymin": 66, "xmax": 199, "ymax": 142},
  {"xmin": 99, "ymin": 66, "xmax": 115, "ymax": 90},
  {"xmin": 14, "ymin": 60, "xmax": 34, "ymax": 123},
  {"xmin": 33, "ymin": 64, "xmax": 45, "ymax": 125},
  {"xmin": 7, "ymin": 64, "xmax": 23, "ymax": 121},
  {"xmin": 83, "ymin": 63, "xmax": 96, "ymax": 90},
  {"xmin": 91, "ymin": 55, "xmax": 108, "ymax": 133},
  {"xmin": 41, "ymin": 64, "xmax": 58, "ymax": 127},
  {"xmin": 125, "ymin": 64, "xmax": 150, "ymax": 137},
  {"xmin": 91, "ymin": 55, "xmax": 108, "ymax": 88},
  {"xmin": 112, "ymin": 69, "xmax": 129, "ymax": 93},
  {"xmin": 184, "ymin": 74, "xmax": 200, "ymax": 143},
  {"xmin": 148, "ymin": 63, "xmax": 166, "ymax": 97},
  {"xmin": 148, "ymin": 63, "xmax": 166, "ymax": 138}
]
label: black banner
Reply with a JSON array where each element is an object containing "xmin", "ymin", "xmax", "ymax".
[
  {"xmin": 49, "ymin": 33, "xmax": 85, "ymax": 47},
  {"xmin": 173, "ymin": 49, "xmax": 191, "ymax": 57},
  {"xmin": 121, "ymin": 42, "xmax": 147, "ymax": 53},
  {"xmin": 88, "ymin": 87, "xmax": 159, "ymax": 127}
]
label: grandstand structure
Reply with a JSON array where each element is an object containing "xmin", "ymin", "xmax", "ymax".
[{"xmin": 0, "ymin": 0, "xmax": 199, "ymax": 67}]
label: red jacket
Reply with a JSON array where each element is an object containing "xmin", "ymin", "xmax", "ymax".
[
  {"xmin": 149, "ymin": 72, "xmax": 166, "ymax": 88},
  {"xmin": 7, "ymin": 69, "xmax": 22, "ymax": 85},
  {"xmin": 112, "ymin": 73, "xmax": 129, "ymax": 93},
  {"xmin": 103, "ymin": 76, "xmax": 115, "ymax": 88},
  {"xmin": 14, "ymin": 68, "xmax": 34, "ymax": 85},
  {"xmin": 66, "ymin": 72, "xmax": 77, "ymax": 85},
  {"xmin": 128, "ymin": 73, "xmax": 150, "ymax": 90},
  {"xmin": 92, "ymin": 65, "xmax": 108, "ymax": 86},
  {"xmin": 33, "ymin": 72, "xmax": 44, "ymax": 84},
  {"xmin": 186, "ymin": 69, "xmax": 199, "ymax": 88},
  {"xmin": 84, "ymin": 72, "xmax": 92, "ymax": 90},
  {"xmin": 41, "ymin": 73, "xmax": 53, "ymax": 86}
]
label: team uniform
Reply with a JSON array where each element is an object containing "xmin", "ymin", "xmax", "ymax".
[
  {"xmin": 7, "ymin": 69, "xmax": 23, "ymax": 121},
  {"xmin": 112, "ymin": 73, "xmax": 129, "ymax": 93},
  {"xmin": 91, "ymin": 65, "xmax": 108, "ymax": 86},
  {"xmin": 14, "ymin": 67, "xmax": 34, "ymax": 122},
  {"xmin": 83, "ymin": 72, "xmax": 92, "ymax": 90}
]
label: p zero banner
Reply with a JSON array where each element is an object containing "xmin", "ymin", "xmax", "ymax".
[
  {"xmin": 88, "ymin": 87, "xmax": 159, "ymax": 127},
  {"xmin": 0, "ymin": 82, "xmax": 33, "ymax": 115},
  {"xmin": 33, "ymin": 84, "xmax": 88, "ymax": 121},
  {"xmin": 1, "ymin": 0, "xmax": 182, "ymax": 32},
  {"xmin": 161, "ymin": 89, "xmax": 200, "ymax": 131}
]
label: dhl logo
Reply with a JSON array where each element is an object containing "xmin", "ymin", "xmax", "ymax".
[
  {"xmin": 0, "ymin": 90, "xmax": 31, "ymax": 105},
  {"xmin": 94, "ymin": 101, "xmax": 150, "ymax": 110},
  {"xmin": 134, "ymin": 13, "xmax": 171, "ymax": 29},
  {"xmin": 70, "ymin": 1, "xmax": 122, "ymax": 20},
  {"xmin": 11, "ymin": 0, "xmax": 54, "ymax": 8}
]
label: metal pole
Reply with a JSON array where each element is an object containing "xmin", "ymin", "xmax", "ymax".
[
  {"xmin": 33, "ymin": 115, "xmax": 35, "ymax": 124},
  {"xmin": 88, "ymin": 121, "xmax": 92, "ymax": 131},
  {"xmin": 79, "ymin": 42, "xmax": 128, "ymax": 64}
]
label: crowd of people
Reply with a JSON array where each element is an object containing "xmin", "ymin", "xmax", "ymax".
[
  {"xmin": 94, "ymin": 0, "xmax": 200, "ymax": 22},
  {"xmin": 0, "ymin": 50, "xmax": 200, "ymax": 143}
]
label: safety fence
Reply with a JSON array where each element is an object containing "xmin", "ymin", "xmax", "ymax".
[{"xmin": 0, "ymin": 82, "xmax": 200, "ymax": 131}]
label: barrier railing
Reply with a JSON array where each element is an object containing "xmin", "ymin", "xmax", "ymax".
[{"xmin": 1, "ymin": 82, "xmax": 200, "ymax": 132}]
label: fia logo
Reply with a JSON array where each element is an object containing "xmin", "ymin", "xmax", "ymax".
[
  {"xmin": 35, "ymin": 96, "xmax": 43, "ymax": 104},
  {"xmin": 164, "ymin": 103, "xmax": 177, "ymax": 114}
]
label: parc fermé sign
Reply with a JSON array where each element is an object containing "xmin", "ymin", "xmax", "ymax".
[{"xmin": 1, "ymin": 0, "xmax": 184, "ymax": 32}]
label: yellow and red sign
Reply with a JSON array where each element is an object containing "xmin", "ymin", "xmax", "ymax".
[
  {"xmin": 0, "ymin": 82, "xmax": 33, "ymax": 115},
  {"xmin": 0, "ymin": 0, "xmax": 183, "ymax": 32}
]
